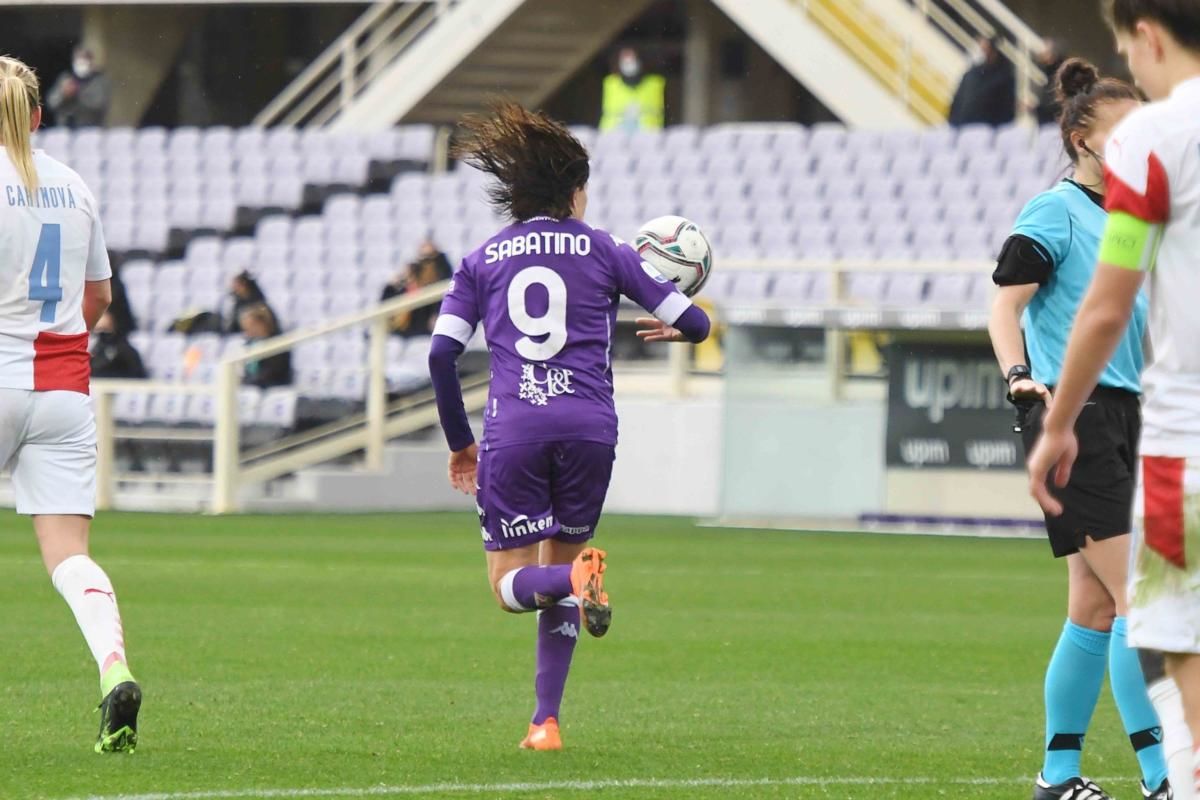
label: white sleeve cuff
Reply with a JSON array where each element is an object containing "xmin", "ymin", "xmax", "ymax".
[
  {"xmin": 432, "ymin": 313, "xmax": 476, "ymax": 345},
  {"xmin": 652, "ymin": 292, "xmax": 692, "ymax": 326}
]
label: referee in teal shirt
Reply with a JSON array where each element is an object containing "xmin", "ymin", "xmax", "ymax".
[{"xmin": 987, "ymin": 59, "xmax": 1167, "ymax": 800}]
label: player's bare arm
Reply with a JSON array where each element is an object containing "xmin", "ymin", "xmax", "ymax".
[
  {"xmin": 83, "ymin": 279, "xmax": 111, "ymax": 331},
  {"xmin": 988, "ymin": 284, "xmax": 1052, "ymax": 408}
]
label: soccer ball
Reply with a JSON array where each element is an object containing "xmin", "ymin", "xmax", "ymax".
[{"xmin": 633, "ymin": 215, "xmax": 714, "ymax": 297}]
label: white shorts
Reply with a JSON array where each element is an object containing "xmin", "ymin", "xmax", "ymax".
[
  {"xmin": 0, "ymin": 388, "xmax": 97, "ymax": 517},
  {"xmin": 1128, "ymin": 455, "xmax": 1200, "ymax": 654}
]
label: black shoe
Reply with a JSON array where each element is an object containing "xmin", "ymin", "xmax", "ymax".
[
  {"xmin": 95, "ymin": 681, "xmax": 141, "ymax": 753},
  {"xmin": 1033, "ymin": 773, "xmax": 1113, "ymax": 800},
  {"xmin": 1142, "ymin": 779, "xmax": 1173, "ymax": 799}
]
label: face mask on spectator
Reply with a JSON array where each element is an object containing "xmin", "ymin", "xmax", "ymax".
[
  {"xmin": 619, "ymin": 56, "xmax": 640, "ymax": 79},
  {"xmin": 73, "ymin": 58, "xmax": 93, "ymax": 79}
]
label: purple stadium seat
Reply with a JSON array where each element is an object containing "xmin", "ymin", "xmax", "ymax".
[
  {"xmin": 335, "ymin": 154, "xmax": 371, "ymax": 185},
  {"xmin": 700, "ymin": 126, "xmax": 739, "ymax": 156},
  {"xmin": 771, "ymin": 271, "xmax": 814, "ymax": 299},
  {"xmin": 707, "ymin": 153, "xmax": 743, "ymax": 177},
  {"xmin": 398, "ymin": 125, "xmax": 436, "ymax": 162},
  {"xmin": 843, "ymin": 129, "xmax": 887, "ymax": 154},
  {"xmin": 328, "ymin": 370, "xmax": 367, "ymax": 401},
  {"xmin": 267, "ymin": 177, "xmax": 305, "ymax": 209},
  {"xmin": 873, "ymin": 222, "xmax": 913, "ymax": 254},
  {"xmin": 854, "ymin": 151, "xmax": 891, "ymax": 177},
  {"xmin": 994, "ymin": 123, "xmax": 1034, "ymax": 154},
  {"xmin": 844, "ymin": 271, "xmax": 889, "ymax": 303},
  {"xmin": 828, "ymin": 199, "xmax": 867, "ymax": 224},
  {"xmin": 813, "ymin": 152, "xmax": 854, "ymax": 180},
  {"xmin": 918, "ymin": 127, "xmax": 956, "ymax": 154},
  {"xmin": 865, "ymin": 200, "xmax": 905, "ymax": 226},
  {"xmin": 926, "ymin": 273, "xmax": 973, "ymax": 307},
  {"xmin": 926, "ymin": 153, "xmax": 967, "ymax": 181},
  {"xmin": 955, "ymin": 124, "xmax": 995, "ymax": 152},
  {"xmin": 257, "ymin": 388, "xmax": 298, "ymax": 429},
  {"xmin": 303, "ymin": 153, "xmax": 337, "ymax": 184},
  {"xmin": 662, "ymin": 125, "xmax": 699, "ymax": 153},
  {"xmin": 883, "ymin": 272, "xmax": 928, "ymax": 306},
  {"xmin": 114, "ymin": 392, "xmax": 151, "ymax": 424},
  {"xmin": 808, "ymin": 123, "xmax": 847, "ymax": 153},
  {"xmin": 822, "ymin": 177, "xmax": 864, "ymax": 203}
]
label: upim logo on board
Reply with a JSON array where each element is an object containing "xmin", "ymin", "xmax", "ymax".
[{"xmin": 903, "ymin": 358, "xmax": 1007, "ymax": 424}]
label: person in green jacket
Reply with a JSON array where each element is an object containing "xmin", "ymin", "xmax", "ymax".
[{"xmin": 600, "ymin": 48, "xmax": 665, "ymax": 132}]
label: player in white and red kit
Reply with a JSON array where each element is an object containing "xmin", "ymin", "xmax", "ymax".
[
  {"xmin": 0, "ymin": 56, "xmax": 140, "ymax": 752},
  {"xmin": 1027, "ymin": 2, "xmax": 1200, "ymax": 795}
]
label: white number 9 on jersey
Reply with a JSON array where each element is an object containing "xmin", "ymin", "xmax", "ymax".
[{"xmin": 507, "ymin": 266, "xmax": 567, "ymax": 361}]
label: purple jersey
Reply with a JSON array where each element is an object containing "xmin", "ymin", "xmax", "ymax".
[{"xmin": 433, "ymin": 216, "xmax": 692, "ymax": 450}]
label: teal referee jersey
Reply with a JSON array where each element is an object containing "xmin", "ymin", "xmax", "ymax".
[{"xmin": 1010, "ymin": 180, "xmax": 1148, "ymax": 393}]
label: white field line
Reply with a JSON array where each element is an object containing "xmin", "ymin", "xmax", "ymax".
[{"xmin": 65, "ymin": 775, "xmax": 1134, "ymax": 800}]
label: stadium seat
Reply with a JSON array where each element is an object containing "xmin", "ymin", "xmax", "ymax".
[{"xmin": 257, "ymin": 388, "xmax": 298, "ymax": 429}]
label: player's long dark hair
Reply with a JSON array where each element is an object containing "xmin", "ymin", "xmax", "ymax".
[
  {"xmin": 1055, "ymin": 58, "xmax": 1140, "ymax": 164},
  {"xmin": 1105, "ymin": 0, "xmax": 1200, "ymax": 51},
  {"xmin": 451, "ymin": 102, "xmax": 590, "ymax": 221}
]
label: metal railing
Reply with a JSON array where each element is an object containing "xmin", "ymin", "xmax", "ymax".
[
  {"xmin": 85, "ymin": 258, "xmax": 994, "ymax": 513},
  {"xmin": 91, "ymin": 281, "xmax": 455, "ymax": 513},
  {"xmin": 796, "ymin": 0, "xmax": 1045, "ymax": 125},
  {"xmin": 799, "ymin": 0, "xmax": 954, "ymax": 124},
  {"xmin": 915, "ymin": 0, "xmax": 1047, "ymax": 120},
  {"xmin": 254, "ymin": 0, "xmax": 459, "ymax": 127}
]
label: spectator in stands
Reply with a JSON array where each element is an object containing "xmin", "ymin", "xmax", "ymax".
[
  {"xmin": 600, "ymin": 47, "xmax": 665, "ymax": 132},
  {"xmin": 240, "ymin": 304, "xmax": 292, "ymax": 389},
  {"xmin": 90, "ymin": 312, "xmax": 147, "ymax": 379},
  {"xmin": 948, "ymin": 36, "xmax": 1016, "ymax": 126},
  {"xmin": 381, "ymin": 240, "xmax": 451, "ymax": 338},
  {"xmin": 46, "ymin": 47, "xmax": 111, "ymax": 128},
  {"xmin": 1033, "ymin": 38, "xmax": 1068, "ymax": 124},
  {"xmin": 226, "ymin": 271, "xmax": 277, "ymax": 334}
]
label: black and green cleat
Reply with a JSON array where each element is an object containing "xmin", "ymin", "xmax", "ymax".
[{"xmin": 95, "ymin": 677, "xmax": 141, "ymax": 754}]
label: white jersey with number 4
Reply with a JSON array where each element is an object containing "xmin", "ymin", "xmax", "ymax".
[
  {"xmin": 1104, "ymin": 77, "xmax": 1200, "ymax": 457},
  {"xmin": 0, "ymin": 147, "xmax": 110, "ymax": 395}
]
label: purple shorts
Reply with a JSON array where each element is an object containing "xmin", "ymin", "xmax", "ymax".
[{"xmin": 476, "ymin": 441, "xmax": 616, "ymax": 551}]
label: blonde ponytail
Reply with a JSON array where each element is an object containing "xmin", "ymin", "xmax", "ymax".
[{"xmin": 0, "ymin": 56, "xmax": 40, "ymax": 197}]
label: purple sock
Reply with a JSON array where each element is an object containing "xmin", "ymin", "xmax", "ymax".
[
  {"xmin": 501, "ymin": 565, "xmax": 573, "ymax": 612},
  {"xmin": 533, "ymin": 597, "xmax": 580, "ymax": 724}
]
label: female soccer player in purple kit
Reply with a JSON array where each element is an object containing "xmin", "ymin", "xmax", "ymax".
[{"xmin": 429, "ymin": 103, "xmax": 711, "ymax": 750}]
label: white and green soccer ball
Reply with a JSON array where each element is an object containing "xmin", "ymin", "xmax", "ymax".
[{"xmin": 633, "ymin": 215, "xmax": 714, "ymax": 297}]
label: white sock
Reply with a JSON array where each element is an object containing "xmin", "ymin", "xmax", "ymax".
[
  {"xmin": 1148, "ymin": 676, "xmax": 1195, "ymax": 798},
  {"xmin": 50, "ymin": 554, "xmax": 127, "ymax": 676}
]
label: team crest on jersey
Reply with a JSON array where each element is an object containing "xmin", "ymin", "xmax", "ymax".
[{"xmin": 519, "ymin": 363, "xmax": 575, "ymax": 407}]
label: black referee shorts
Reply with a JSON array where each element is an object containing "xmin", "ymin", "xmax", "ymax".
[{"xmin": 1020, "ymin": 386, "xmax": 1141, "ymax": 558}]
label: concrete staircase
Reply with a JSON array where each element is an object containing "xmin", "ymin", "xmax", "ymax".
[{"xmin": 331, "ymin": 0, "xmax": 656, "ymax": 131}]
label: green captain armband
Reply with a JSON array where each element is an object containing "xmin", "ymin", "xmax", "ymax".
[{"xmin": 1099, "ymin": 210, "xmax": 1163, "ymax": 272}]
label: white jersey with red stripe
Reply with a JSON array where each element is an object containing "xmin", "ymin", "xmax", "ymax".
[
  {"xmin": 0, "ymin": 147, "xmax": 110, "ymax": 394},
  {"xmin": 1104, "ymin": 77, "xmax": 1200, "ymax": 457}
]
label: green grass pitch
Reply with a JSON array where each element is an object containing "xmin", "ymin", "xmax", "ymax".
[{"xmin": 1, "ymin": 512, "xmax": 1146, "ymax": 799}]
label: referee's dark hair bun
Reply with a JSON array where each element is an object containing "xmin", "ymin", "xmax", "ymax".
[{"xmin": 1055, "ymin": 58, "xmax": 1100, "ymax": 103}]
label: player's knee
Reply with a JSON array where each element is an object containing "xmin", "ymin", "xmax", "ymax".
[
  {"xmin": 491, "ymin": 583, "xmax": 516, "ymax": 612},
  {"xmin": 1072, "ymin": 596, "xmax": 1116, "ymax": 631},
  {"xmin": 489, "ymin": 576, "xmax": 521, "ymax": 613}
]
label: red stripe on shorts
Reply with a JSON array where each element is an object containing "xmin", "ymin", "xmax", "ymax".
[
  {"xmin": 1143, "ymin": 455, "xmax": 1187, "ymax": 569},
  {"xmin": 33, "ymin": 331, "xmax": 90, "ymax": 394}
]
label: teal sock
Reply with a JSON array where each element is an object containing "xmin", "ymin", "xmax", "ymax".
[
  {"xmin": 1042, "ymin": 620, "xmax": 1109, "ymax": 784},
  {"xmin": 1110, "ymin": 617, "xmax": 1169, "ymax": 789}
]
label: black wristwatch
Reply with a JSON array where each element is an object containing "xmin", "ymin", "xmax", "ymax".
[
  {"xmin": 1006, "ymin": 365, "xmax": 1035, "ymax": 433},
  {"xmin": 1006, "ymin": 365, "xmax": 1032, "ymax": 386}
]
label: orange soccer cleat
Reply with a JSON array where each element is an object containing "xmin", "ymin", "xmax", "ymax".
[
  {"xmin": 519, "ymin": 718, "xmax": 562, "ymax": 751},
  {"xmin": 570, "ymin": 547, "xmax": 611, "ymax": 637}
]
